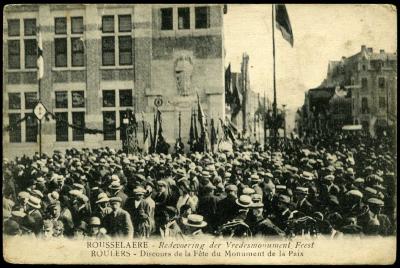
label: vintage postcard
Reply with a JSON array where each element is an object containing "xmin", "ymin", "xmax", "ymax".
[{"xmin": 2, "ymin": 3, "xmax": 397, "ymax": 265}]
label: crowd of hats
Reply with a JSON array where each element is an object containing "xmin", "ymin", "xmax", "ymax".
[{"xmin": 2, "ymin": 131, "xmax": 396, "ymax": 238}]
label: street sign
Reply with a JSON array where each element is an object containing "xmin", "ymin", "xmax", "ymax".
[
  {"xmin": 154, "ymin": 96, "xmax": 163, "ymax": 107},
  {"xmin": 34, "ymin": 102, "xmax": 47, "ymax": 120}
]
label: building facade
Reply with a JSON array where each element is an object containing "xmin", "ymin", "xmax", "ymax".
[
  {"xmin": 3, "ymin": 4, "xmax": 227, "ymax": 158},
  {"xmin": 301, "ymin": 45, "xmax": 397, "ymax": 135}
]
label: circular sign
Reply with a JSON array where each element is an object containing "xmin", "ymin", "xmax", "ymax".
[
  {"xmin": 154, "ymin": 96, "xmax": 163, "ymax": 107},
  {"xmin": 34, "ymin": 102, "xmax": 47, "ymax": 120}
]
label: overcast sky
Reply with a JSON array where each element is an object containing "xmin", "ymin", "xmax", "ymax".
[{"xmin": 224, "ymin": 4, "xmax": 397, "ymax": 122}]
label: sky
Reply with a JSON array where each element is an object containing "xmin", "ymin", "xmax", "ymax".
[{"xmin": 223, "ymin": 4, "xmax": 397, "ymax": 128}]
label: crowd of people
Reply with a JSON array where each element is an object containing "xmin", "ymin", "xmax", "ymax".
[{"xmin": 3, "ymin": 131, "xmax": 396, "ymax": 240}]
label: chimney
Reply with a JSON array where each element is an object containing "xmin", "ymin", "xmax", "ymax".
[
  {"xmin": 367, "ymin": 47, "xmax": 373, "ymax": 53},
  {"xmin": 361, "ymin": 45, "xmax": 366, "ymax": 52},
  {"xmin": 380, "ymin": 49, "xmax": 385, "ymax": 54}
]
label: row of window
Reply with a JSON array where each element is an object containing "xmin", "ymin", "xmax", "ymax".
[
  {"xmin": 8, "ymin": 89, "xmax": 133, "ymax": 110},
  {"xmin": 160, "ymin": 6, "xmax": 210, "ymax": 30},
  {"xmin": 8, "ymin": 89, "xmax": 134, "ymax": 142},
  {"xmin": 8, "ymin": 110, "xmax": 132, "ymax": 142},
  {"xmin": 7, "ymin": 7, "xmax": 211, "ymax": 69},
  {"xmin": 361, "ymin": 77, "xmax": 386, "ymax": 90},
  {"xmin": 359, "ymin": 97, "xmax": 387, "ymax": 114},
  {"xmin": 7, "ymin": 15, "xmax": 132, "ymax": 37}
]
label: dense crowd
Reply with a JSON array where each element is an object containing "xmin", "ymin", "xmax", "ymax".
[{"xmin": 3, "ymin": 131, "xmax": 396, "ymax": 240}]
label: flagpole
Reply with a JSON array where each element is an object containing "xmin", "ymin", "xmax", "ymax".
[
  {"xmin": 37, "ymin": 28, "xmax": 42, "ymax": 157},
  {"xmin": 271, "ymin": 4, "xmax": 278, "ymax": 151}
]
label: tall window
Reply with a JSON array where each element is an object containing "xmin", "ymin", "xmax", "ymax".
[
  {"xmin": 24, "ymin": 39, "xmax": 37, "ymax": 68},
  {"xmin": 9, "ymin": 113, "xmax": 22, "ymax": 143},
  {"xmin": 378, "ymin": 77, "xmax": 385, "ymax": 89},
  {"xmin": 361, "ymin": 78, "xmax": 368, "ymax": 90},
  {"xmin": 102, "ymin": 89, "xmax": 134, "ymax": 141},
  {"xmin": 54, "ymin": 90, "xmax": 86, "ymax": 142},
  {"xmin": 7, "ymin": 18, "xmax": 37, "ymax": 70},
  {"xmin": 195, "ymin": 7, "xmax": 210, "ymax": 29},
  {"xmin": 103, "ymin": 111, "xmax": 116, "ymax": 140},
  {"xmin": 379, "ymin": 97, "xmax": 386, "ymax": 109},
  {"xmin": 161, "ymin": 8, "xmax": 173, "ymax": 30},
  {"xmin": 103, "ymin": 90, "xmax": 115, "ymax": 107},
  {"xmin": 55, "ymin": 38, "xmax": 68, "ymax": 67},
  {"xmin": 102, "ymin": 14, "xmax": 132, "ymax": 66},
  {"xmin": 24, "ymin": 92, "xmax": 38, "ymax": 110},
  {"xmin": 55, "ymin": 91, "xmax": 68, "ymax": 108},
  {"xmin": 178, "ymin": 7, "xmax": 190, "ymax": 29},
  {"xmin": 8, "ymin": 93, "xmax": 21, "ymax": 110},
  {"xmin": 361, "ymin": 98, "xmax": 369, "ymax": 114},
  {"xmin": 54, "ymin": 16, "xmax": 84, "ymax": 67},
  {"xmin": 55, "ymin": 112, "xmax": 69, "ymax": 141},
  {"xmin": 72, "ymin": 112, "xmax": 85, "ymax": 141},
  {"xmin": 7, "ymin": 92, "xmax": 38, "ymax": 143},
  {"xmin": 119, "ymin": 90, "xmax": 133, "ymax": 107},
  {"xmin": 25, "ymin": 113, "xmax": 38, "ymax": 142}
]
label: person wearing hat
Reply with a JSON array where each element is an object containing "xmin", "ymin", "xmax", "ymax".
[
  {"xmin": 216, "ymin": 184, "xmax": 239, "ymax": 227},
  {"xmin": 360, "ymin": 198, "xmax": 392, "ymax": 236},
  {"xmin": 272, "ymin": 194, "xmax": 292, "ymax": 231},
  {"xmin": 87, "ymin": 217, "xmax": 110, "ymax": 240},
  {"xmin": 144, "ymin": 181, "xmax": 156, "ymax": 234},
  {"xmin": 124, "ymin": 186, "xmax": 152, "ymax": 238},
  {"xmin": 248, "ymin": 193, "xmax": 286, "ymax": 237},
  {"xmin": 107, "ymin": 180, "xmax": 128, "ymax": 208},
  {"xmin": 294, "ymin": 187, "xmax": 313, "ymax": 216},
  {"xmin": 48, "ymin": 174, "xmax": 72, "ymax": 206},
  {"xmin": 16, "ymin": 191, "xmax": 30, "ymax": 212},
  {"xmin": 70, "ymin": 193, "xmax": 91, "ymax": 227},
  {"xmin": 155, "ymin": 206, "xmax": 184, "ymax": 239},
  {"xmin": 25, "ymin": 196, "xmax": 43, "ymax": 235},
  {"xmin": 176, "ymin": 179, "xmax": 198, "ymax": 215},
  {"xmin": 182, "ymin": 214, "xmax": 209, "ymax": 238},
  {"xmin": 218, "ymin": 195, "xmax": 252, "ymax": 238},
  {"xmin": 197, "ymin": 183, "xmax": 219, "ymax": 233},
  {"xmin": 47, "ymin": 200, "xmax": 74, "ymax": 237},
  {"xmin": 93, "ymin": 193, "xmax": 112, "ymax": 221},
  {"xmin": 103, "ymin": 197, "xmax": 134, "ymax": 238}
]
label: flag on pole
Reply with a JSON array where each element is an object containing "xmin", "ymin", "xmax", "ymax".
[
  {"xmin": 210, "ymin": 118, "xmax": 217, "ymax": 152},
  {"xmin": 37, "ymin": 30, "xmax": 44, "ymax": 80},
  {"xmin": 197, "ymin": 93, "xmax": 206, "ymax": 132},
  {"xmin": 188, "ymin": 109, "xmax": 195, "ymax": 150},
  {"xmin": 275, "ymin": 4, "xmax": 294, "ymax": 47}
]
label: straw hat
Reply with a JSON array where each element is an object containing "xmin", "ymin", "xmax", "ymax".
[{"xmin": 182, "ymin": 214, "xmax": 207, "ymax": 228}]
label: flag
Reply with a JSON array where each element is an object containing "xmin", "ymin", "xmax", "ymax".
[
  {"xmin": 275, "ymin": 4, "xmax": 294, "ymax": 47},
  {"xmin": 193, "ymin": 108, "xmax": 199, "ymax": 144},
  {"xmin": 225, "ymin": 64, "xmax": 232, "ymax": 104},
  {"xmin": 143, "ymin": 125, "xmax": 149, "ymax": 154},
  {"xmin": 210, "ymin": 118, "xmax": 217, "ymax": 152},
  {"xmin": 197, "ymin": 93, "xmax": 206, "ymax": 132},
  {"xmin": 37, "ymin": 30, "xmax": 44, "ymax": 80},
  {"xmin": 231, "ymin": 83, "xmax": 242, "ymax": 117},
  {"xmin": 197, "ymin": 93, "xmax": 210, "ymax": 152},
  {"xmin": 188, "ymin": 109, "xmax": 195, "ymax": 150}
]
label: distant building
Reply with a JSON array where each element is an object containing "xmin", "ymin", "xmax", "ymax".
[
  {"xmin": 301, "ymin": 45, "xmax": 397, "ymax": 135},
  {"xmin": 3, "ymin": 4, "xmax": 227, "ymax": 157}
]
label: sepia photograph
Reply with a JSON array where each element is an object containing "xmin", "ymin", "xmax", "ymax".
[{"xmin": 2, "ymin": 3, "xmax": 397, "ymax": 265}]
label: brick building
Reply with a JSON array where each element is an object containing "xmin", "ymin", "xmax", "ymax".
[{"xmin": 3, "ymin": 4, "xmax": 227, "ymax": 158}]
